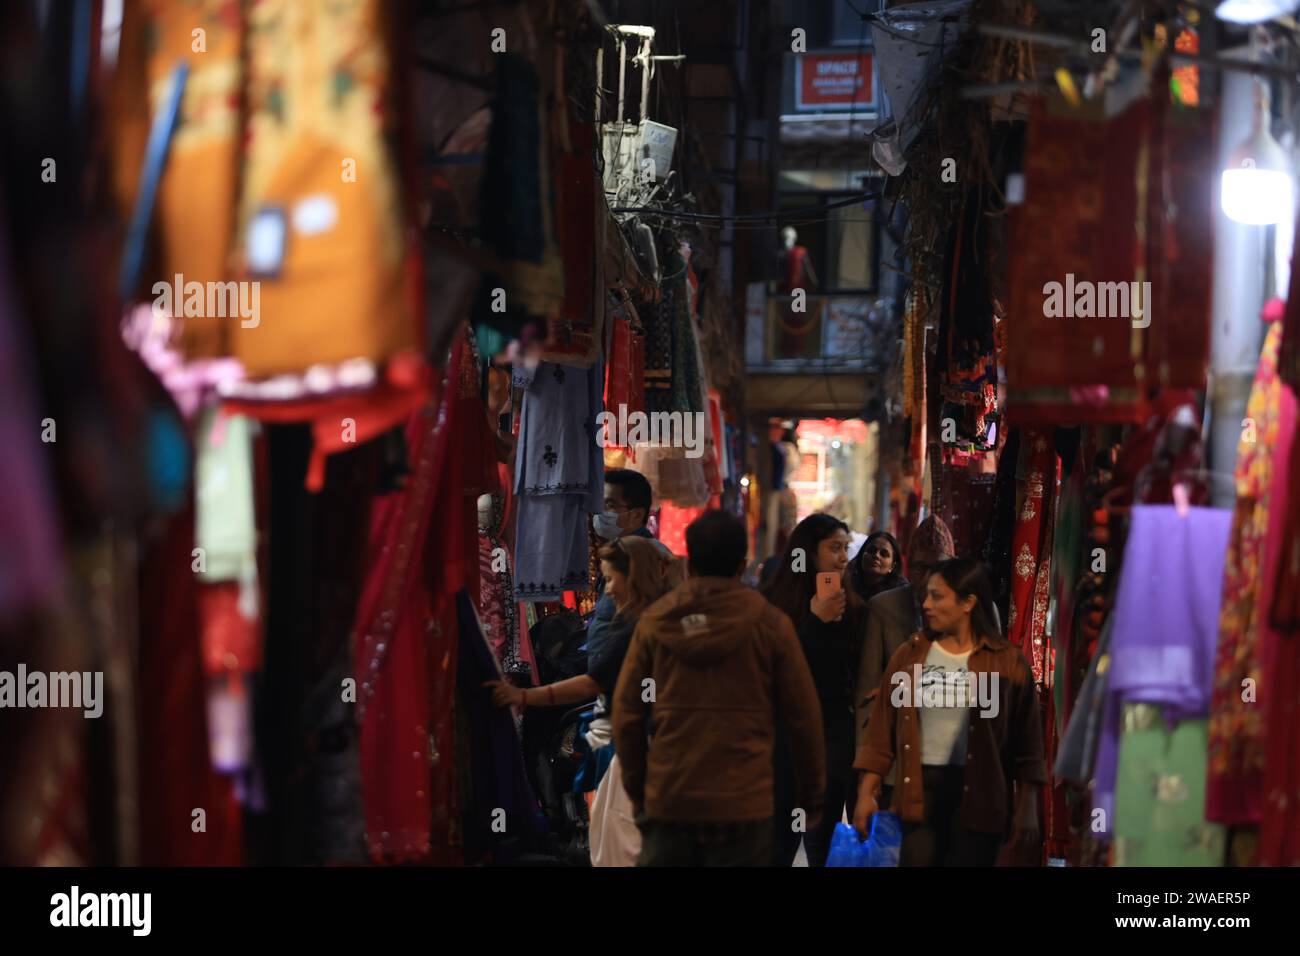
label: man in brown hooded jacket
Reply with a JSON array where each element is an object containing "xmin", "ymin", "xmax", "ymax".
[{"xmin": 612, "ymin": 509, "xmax": 826, "ymax": 866}]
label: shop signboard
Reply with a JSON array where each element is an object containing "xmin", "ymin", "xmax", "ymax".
[{"xmin": 794, "ymin": 53, "xmax": 874, "ymax": 111}]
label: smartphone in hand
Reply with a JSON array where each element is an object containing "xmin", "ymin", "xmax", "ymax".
[{"xmin": 816, "ymin": 572, "xmax": 842, "ymax": 602}]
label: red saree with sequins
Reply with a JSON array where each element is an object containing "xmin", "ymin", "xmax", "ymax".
[
  {"xmin": 353, "ymin": 394, "xmax": 440, "ymax": 862},
  {"xmin": 354, "ymin": 327, "xmax": 495, "ymax": 863}
]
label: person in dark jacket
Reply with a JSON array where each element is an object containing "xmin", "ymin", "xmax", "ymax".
[
  {"xmin": 849, "ymin": 530, "xmax": 905, "ymax": 605},
  {"xmin": 612, "ymin": 509, "xmax": 825, "ymax": 867},
  {"xmin": 762, "ymin": 513, "xmax": 864, "ymax": 866}
]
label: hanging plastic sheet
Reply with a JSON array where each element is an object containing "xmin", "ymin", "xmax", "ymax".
[{"xmin": 868, "ymin": 0, "xmax": 972, "ymax": 175}]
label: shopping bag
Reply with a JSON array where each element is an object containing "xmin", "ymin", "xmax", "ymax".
[
  {"xmin": 589, "ymin": 752, "xmax": 641, "ymax": 867},
  {"xmin": 825, "ymin": 813, "xmax": 902, "ymax": 867}
]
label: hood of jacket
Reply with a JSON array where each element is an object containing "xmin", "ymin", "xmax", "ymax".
[{"xmin": 640, "ymin": 576, "xmax": 772, "ymax": 665}]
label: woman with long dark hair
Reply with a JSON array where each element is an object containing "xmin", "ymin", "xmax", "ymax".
[
  {"xmin": 851, "ymin": 557, "xmax": 1046, "ymax": 866},
  {"xmin": 849, "ymin": 530, "xmax": 905, "ymax": 604},
  {"xmin": 762, "ymin": 513, "xmax": 864, "ymax": 866}
]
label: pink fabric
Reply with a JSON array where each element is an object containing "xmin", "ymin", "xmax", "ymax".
[{"xmin": 121, "ymin": 304, "xmax": 245, "ymax": 421}]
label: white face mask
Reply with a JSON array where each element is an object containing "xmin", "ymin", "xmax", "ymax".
[{"xmin": 592, "ymin": 511, "xmax": 623, "ymax": 541}]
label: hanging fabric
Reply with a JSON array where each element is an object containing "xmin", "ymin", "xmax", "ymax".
[
  {"xmin": 1257, "ymin": 376, "xmax": 1300, "ymax": 863},
  {"xmin": 1006, "ymin": 429, "xmax": 1057, "ymax": 684},
  {"xmin": 1206, "ymin": 321, "xmax": 1286, "ymax": 825},
  {"xmin": 1093, "ymin": 504, "xmax": 1232, "ymax": 842}
]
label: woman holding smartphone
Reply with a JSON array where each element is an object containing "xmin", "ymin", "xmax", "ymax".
[{"xmin": 762, "ymin": 513, "xmax": 864, "ymax": 866}]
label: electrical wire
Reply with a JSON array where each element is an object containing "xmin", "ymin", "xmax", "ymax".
[{"xmin": 613, "ymin": 189, "xmax": 881, "ymax": 223}]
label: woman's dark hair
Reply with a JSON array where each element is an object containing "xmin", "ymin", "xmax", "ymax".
[
  {"xmin": 852, "ymin": 530, "xmax": 903, "ymax": 588},
  {"xmin": 928, "ymin": 557, "xmax": 1002, "ymax": 641},
  {"xmin": 762, "ymin": 513, "xmax": 862, "ymax": 625}
]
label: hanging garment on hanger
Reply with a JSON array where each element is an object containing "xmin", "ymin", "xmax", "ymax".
[
  {"xmin": 1206, "ymin": 321, "xmax": 1286, "ymax": 826},
  {"xmin": 1112, "ymin": 704, "xmax": 1223, "ymax": 866},
  {"xmin": 353, "ymin": 327, "xmax": 494, "ymax": 863},
  {"xmin": 1092, "ymin": 504, "xmax": 1232, "ymax": 839},
  {"xmin": 455, "ymin": 591, "xmax": 548, "ymax": 864},
  {"xmin": 512, "ymin": 359, "xmax": 603, "ymax": 600},
  {"xmin": 1006, "ymin": 96, "xmax": 1215, "ymax": 425},
  {"xmin": 234, "ymin": 0, "xmax": 419, "ymax": 379},
  {"xmin": 603, "ymin": 291, "xmax": 646, "ymax": 426},
  {"xmin": 540, "ymin": 118, "xmax": 604, "ymax": 367},
  {"xmin": 110, "ymin": 0, "xmax": 242, "ymax": 360},
  {"xmin": 1006, "ymin": 430, "xmax": 1058, "ymax": 684},
  {"xmin": 113, "ymin": 0, "xmax": 424, "ymax": 380},
  {"xmin": 476, "ymin": 484, "xmax": 535, "ymax": 681}
]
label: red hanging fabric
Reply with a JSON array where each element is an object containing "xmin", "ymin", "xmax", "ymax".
[
  {"xmin": 353, "ymin": 327, "xmax": 495, "ymax": 864},
  {"xmin": 1258, "ymin": 380, "xmax": 1300, "ymax": 862},
  {"xmin": 1006, "ymin": 430, "xmax": 1057, "ymax": 684}
]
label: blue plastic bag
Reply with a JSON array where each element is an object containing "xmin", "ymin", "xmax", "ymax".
[{"xmin": 825, "ymin": 813, "xmax": 902, "ymax": 867}]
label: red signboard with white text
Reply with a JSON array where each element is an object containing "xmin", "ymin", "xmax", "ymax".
[{"xmin": 795, "ymin": 53, "xmax": 874, "ymax": 111}]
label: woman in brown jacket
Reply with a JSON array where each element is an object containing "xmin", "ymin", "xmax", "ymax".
[{"xmin": 851, "ymin": 557, "xmax": 1046, "ymax": 866}]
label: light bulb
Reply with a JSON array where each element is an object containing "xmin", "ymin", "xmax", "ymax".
[
  {"xmin": 1221, "ymin": 80, "xmax": 1295, "ymax": 225},
  {"xmin": 1222, "ymin": 167, "xmax": 1293, "ymax": 224},
  {"xmin": 1215, "ymin": 0, "xmax": 1299, "ymax": 24}
]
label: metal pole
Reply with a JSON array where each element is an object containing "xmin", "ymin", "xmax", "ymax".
[
  {"xmin": 640, "ymin": 36, "xmax": 652, "ymax": 123},
  {"xmin": 617, "ymin": 36, "xmax": 627, "ymax": 124},
  {"xmin": 1208, "ymin": 68, "xmax": 1270, "ymax": 507}
]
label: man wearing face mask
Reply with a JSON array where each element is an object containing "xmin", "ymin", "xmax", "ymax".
[
  {"xmin": 588, "ymin": 469, "xmax": 657, "ymax": 656},
  {"xmin": 592, "ymin": 469, "xmax": 655, "ymax": 547}
]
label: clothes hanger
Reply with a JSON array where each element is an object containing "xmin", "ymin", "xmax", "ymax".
[{"xmin": 1165, "ymin": 467, "xmax": 1234, "ymax": 518}]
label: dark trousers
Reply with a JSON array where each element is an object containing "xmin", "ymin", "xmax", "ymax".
[
  {"xmin": 899, "ymin": 765, "xmax": 1001, "ymax": 867},
  {"xmin": 637, "ymin": 818, "xmax": 773, "ymax": 867},
  {"xmin": 802, "ymin": 716, "xmax": 857, "ymax": 867},
  {"xmin": 772, "ymin": 715, "xmax": 856, "ymax": 867}
]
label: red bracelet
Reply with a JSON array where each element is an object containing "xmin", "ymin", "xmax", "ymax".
[{"xmin": 547, "ymin": 684, "xmax": 556, "ymax": 707}]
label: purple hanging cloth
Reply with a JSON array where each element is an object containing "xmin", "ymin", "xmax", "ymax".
[{"xmin": 1092, "ymin": 504, "xmax": 1232, "ymax": 835}]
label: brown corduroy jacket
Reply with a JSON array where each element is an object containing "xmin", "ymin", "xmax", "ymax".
[
  {"xmin": 612, "ymin": 577, "xmax": 826, "ymax": 824},
  {"xmin": 853, "ymin": 632, "xmax": 1047, "ymax": 835}
]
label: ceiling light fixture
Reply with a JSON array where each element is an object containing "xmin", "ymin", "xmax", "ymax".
[{"xmin": 1221, "ymin": 80, "xmax": 1294, "ymax": 225}]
